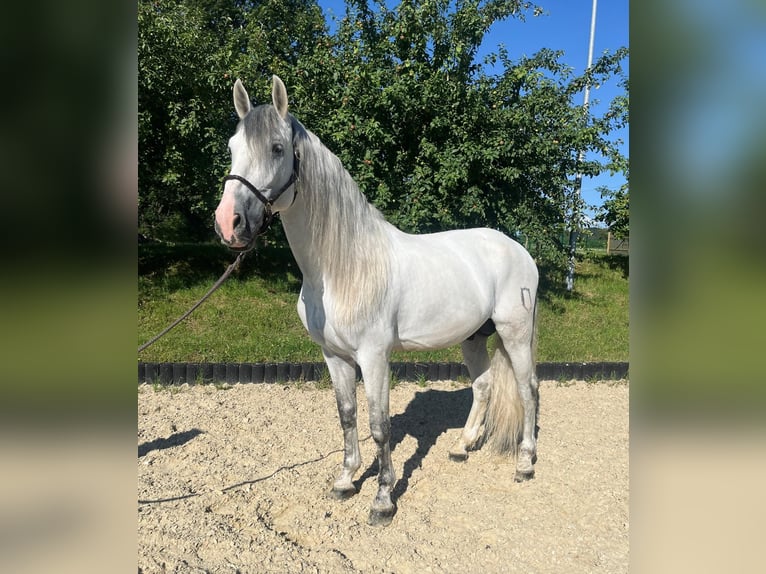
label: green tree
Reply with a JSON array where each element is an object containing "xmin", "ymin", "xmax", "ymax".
[
  {"xmin": 139, "ymin": 0, "xmax": 628, "ymax": 273},
  {"xmin": 288, "ymin": 0, "xmax": 627, "ymax": 269},
  {"xmin": 596, "ymin": 79, "xmax": 629, "ymax": 238}
]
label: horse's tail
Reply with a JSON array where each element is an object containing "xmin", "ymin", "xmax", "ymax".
[
  {"xmin": 532, "ymin": 295, "xmax": 539, "ymax": 367},
  {"xmin": 484, "ymin": 341, "xmax": 524, "ymax": 456}
]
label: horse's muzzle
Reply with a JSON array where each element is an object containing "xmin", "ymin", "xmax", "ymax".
[
  {"xmin": 214, "ymin": 185, "xmax": 259, "ymax": 249},
  {"xmin": 214, "ymin": 219, "xmax": 255, "ymax": 251}
]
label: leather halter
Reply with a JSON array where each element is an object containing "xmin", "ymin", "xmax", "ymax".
[{"xmin": 221, "ymin": 153, "xmax": 300, "ymax": 237}]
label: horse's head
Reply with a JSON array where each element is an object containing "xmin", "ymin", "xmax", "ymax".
[{"xmin": 214, "ymin": 75, "xmax": 298, "ymax": 251}]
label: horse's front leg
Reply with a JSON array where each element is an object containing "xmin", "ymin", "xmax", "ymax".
[
  {"xmin": 358, "ymin": 354, "xmax": 396, "ymax": 526},
  {"xmin": 324, "ymin": 351, "xmax": 361, "ymax": 500}
]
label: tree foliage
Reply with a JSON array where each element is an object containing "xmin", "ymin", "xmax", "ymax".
[
  {"xmin": 139, "ymin": 0, "xmax": 628, "ymax": 269},
  {"xmin": 596, "ymin": 79, "xmax": 629, "ymax": 238}
]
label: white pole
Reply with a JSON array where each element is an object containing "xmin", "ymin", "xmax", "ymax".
[
  {"xmin": 584, "ymin": 0, "xmax": 598, "ymax": 108},
  {"xmin": 566, "ymin": 0, "xmax": 598, "ymax": 292}
]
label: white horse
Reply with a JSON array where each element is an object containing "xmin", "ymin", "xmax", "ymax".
[{"xmin": 214, "ymin": 76, "xmax": 540, "ymax": 526}]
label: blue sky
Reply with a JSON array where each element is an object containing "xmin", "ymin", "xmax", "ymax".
[{"xmin": 315, "ymin": 0, "xmax": 629, "ymax": 219}]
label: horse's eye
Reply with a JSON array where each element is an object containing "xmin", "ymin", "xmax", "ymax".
[{"xmin": 272, "ymin": 143, "xmax": 284, "ymax": 156}]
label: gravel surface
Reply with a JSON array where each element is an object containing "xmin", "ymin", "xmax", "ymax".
[{"xmin": 138, "ymin": 379, "xmax": 629, "ymax": 573}]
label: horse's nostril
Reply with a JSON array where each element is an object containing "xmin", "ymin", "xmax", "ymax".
[{"xmin": 232, "ymin": 213, "xmax": 242, "ymax": 230}]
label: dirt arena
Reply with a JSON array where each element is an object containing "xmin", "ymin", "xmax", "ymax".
[{"xmin": 138, "ymin": 378, "xmax": 628, "ymax": 573}]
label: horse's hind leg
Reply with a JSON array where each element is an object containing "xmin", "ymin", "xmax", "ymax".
[
  {"xmin": 449, "ymin": 335, "xmax": 492, "ymax": 461},
  {"xmin": 496, "ymin": 324, "xmax": 539, "ymax": 481},
  {"xmin": 324, "ymin": 351, "xmax": 362, "ymax": 500}
]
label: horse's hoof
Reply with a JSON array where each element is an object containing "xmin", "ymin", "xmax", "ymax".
[
  {"xmin": 514, "ymin": 469, "xmax": 535, "ymax": 482},
  {"xmin": 367, "ymin": 506, "xmax": 395, "ymax": 527},
  {"xmin": 327, "ymin": 486, "xmax": 357, "ymax": 501},
  {"xmin": 448, "ymin": 451, "xmax": 468, "ymax": 462}
]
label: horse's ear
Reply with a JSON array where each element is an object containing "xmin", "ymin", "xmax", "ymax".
[
  {"xmin": 233, "ymin": 79, "xmax": 251, "ymax": 119},
  {"xmin": 272, "ymin": 75, "xmax": 289, "ymax": 120}
]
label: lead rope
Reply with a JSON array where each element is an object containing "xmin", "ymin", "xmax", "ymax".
[{"xmin": 138, "ymin": 251, "xmax": 247, "ymax": 354}]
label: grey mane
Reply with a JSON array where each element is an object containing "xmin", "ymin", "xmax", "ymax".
[{"xmin": 289, "ymin": 113, "xmax": 392, "ymax": 326}]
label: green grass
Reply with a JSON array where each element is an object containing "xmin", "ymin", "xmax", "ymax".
[
  {"xmin": 139, "ymin": 242, "xmax": 628, "ymax": 363},
  {"xmin": 537, "ymin": 254, "xmax": 629, "ymax": 361}
]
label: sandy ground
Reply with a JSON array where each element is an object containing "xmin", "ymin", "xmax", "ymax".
[{"xmin": 138, "ymin": 379, "xmax": 628, "ymax": 573}]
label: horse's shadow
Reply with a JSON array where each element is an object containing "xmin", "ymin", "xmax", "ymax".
[
  {"xmin": 353, "ymin": 386, "xmax": 473, "ymax": 502},
  {"xmin": 138, "ymin": 428, "xmax": 204, "ymax": 457}
]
